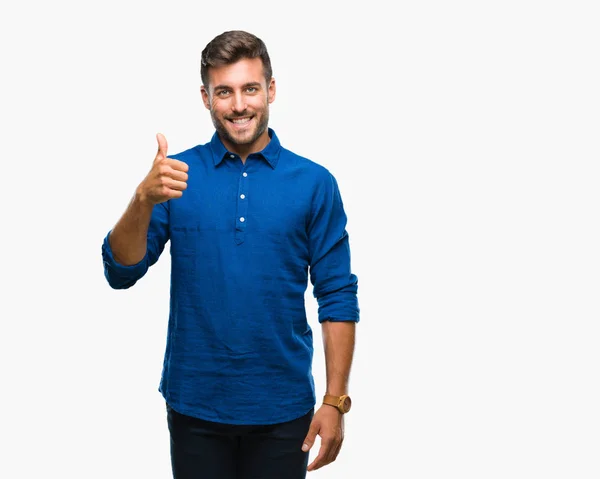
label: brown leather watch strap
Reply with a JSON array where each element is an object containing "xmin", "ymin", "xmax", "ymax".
[
  {"xmin": 323, "ymin": 395, "xmax": 342, "ymax": 407},
  {"xmin": 323, "ymin": 394, "xmax": 351, "ymax": 414}
]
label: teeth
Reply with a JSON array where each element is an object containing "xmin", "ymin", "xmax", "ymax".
[{"xmin": 232, "ymin": 118, "xmax": 250, "ymax": 124}]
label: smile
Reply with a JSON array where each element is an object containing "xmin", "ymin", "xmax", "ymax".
[{"xmin": 230, "ymin": 117, "xmax": 252, "ymax": 125}]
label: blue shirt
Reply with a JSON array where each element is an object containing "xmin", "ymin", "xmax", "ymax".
[{"xmin": 102, "ymin": 128, "xmax": 359, "ymax": 425}]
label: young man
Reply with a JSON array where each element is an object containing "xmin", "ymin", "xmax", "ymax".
[{"xmin": 102, "ymin": 30, "xmax": 359, "ymax": 478}]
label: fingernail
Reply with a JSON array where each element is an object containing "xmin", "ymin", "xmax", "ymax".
[{"xmin": 302, "ymin": 444, "xmax": 309, "ymax": 452}]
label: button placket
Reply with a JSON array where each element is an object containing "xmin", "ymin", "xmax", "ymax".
[{"xmin": 234, "ymin": 168, "xmax": 249, "ymax": 244}]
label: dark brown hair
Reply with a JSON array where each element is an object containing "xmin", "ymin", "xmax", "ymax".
[{"xmin": 200, "ymin": 30, "xmax": 273, "ymax": 87}]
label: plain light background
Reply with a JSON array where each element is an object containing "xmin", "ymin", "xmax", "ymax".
[{"xmin": 2, "ymin": 1, "xmax": 599, "ymax": 478}]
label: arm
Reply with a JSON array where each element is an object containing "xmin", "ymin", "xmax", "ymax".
[
  {"xmin": 101, "ymin": 133, "xmax": 187, "ymax": 289},
  {"xmin": 109, "ymin": 133, "xmax": 187, "ymax": 265},
  {"xmin": 108, "ymin": 193, "xmax": 155, "ymax": 266},
  {"xmin": 304, "ymin": 320, "xmax": 357, "ymax": 472},
  {"xmin": 302, "ymin": 170, "xmax": 360, "ymax": 471},
  {"xmin": 102, "ymin": 198, "xmax": 169, "ymax": 290},
  {"xmin": 322, "ymin": 320, "xmax": 356, "ymax": 397}
]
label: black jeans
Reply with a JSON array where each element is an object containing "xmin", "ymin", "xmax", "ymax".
[{"xmin": 166, "ymin": 403, "xmax": 313, "ymax": 479}]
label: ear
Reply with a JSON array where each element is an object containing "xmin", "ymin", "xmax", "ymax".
[
  {"xmin": 267, "ymin": 77, "xmax": 276, "ymax": 104},
  {"xmin": 200, "ymin": 85, "xmax": 211, "ymax": 110}
]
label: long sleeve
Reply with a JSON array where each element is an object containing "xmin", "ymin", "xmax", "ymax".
[
  {"xmin": 308, "ymin": 171, "xmax": 359, "ymax": 323},
  {"xmin": 102, "ymin": 201, "xmax": 170, "ymax": 289}
]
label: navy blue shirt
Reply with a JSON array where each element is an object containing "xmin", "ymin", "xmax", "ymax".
[{"xmin": 102, "ymin": 129, "xmax": 359, "ymax": 425}]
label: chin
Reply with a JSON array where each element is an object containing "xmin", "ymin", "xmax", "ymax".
[{"xmin": 228, "ymin": 129, "xmax": 256, "ymax": 145}]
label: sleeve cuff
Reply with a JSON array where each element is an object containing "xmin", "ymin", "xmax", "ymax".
[
  {"xmin": 317, "ymin": 291, "xmax": 360, "ymax": 323},
  {"xmin": 102, "ymin": 231, "xmax": 149, "ymax": 282}
]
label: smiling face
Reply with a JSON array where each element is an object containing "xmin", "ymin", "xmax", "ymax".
[{"xmin": 201, "ymin": 57, "xmax": 276, "ymax": 157}]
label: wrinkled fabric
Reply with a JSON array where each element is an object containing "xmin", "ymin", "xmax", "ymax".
[{"xmin": 102, "ymin": 129, "xmax": 359, "ymax": 425}]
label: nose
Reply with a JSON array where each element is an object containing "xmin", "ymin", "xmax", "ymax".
[{"xmin": 231, "ymin": 92, "xmax": 247, "ymax": 114}]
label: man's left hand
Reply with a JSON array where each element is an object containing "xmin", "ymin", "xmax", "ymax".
[{"xmin": 302, "ymin": 405, "xmax": 345, "ymax": 472}]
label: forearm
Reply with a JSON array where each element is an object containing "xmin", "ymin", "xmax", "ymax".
[
  {"xmin": 321, "ymin": 320, "xmax": 356, "ymax": 395},
  {"xmin": 108, "ymin": 192, "xmax": 154, "ymax": 266}
]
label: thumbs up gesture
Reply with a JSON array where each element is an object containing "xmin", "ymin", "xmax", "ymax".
[{"xmin": 136, "ymin": 133, "xmax": 189, "ymax": 205}]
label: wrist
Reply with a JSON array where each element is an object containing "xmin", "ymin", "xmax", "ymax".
[
  {"xmin": 133, "ymin": 188, "xmax": 155, "ymax": 210},
  {"xmin": 322, "ymin": 394, "xmax": 352, "ymax": 414},
  {"xmin": 325, "ymin": 390, "xmax": 348, "ymax": 396}
]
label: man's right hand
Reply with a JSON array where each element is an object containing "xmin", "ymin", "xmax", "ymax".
[{"xmin": 136, "ymin": 133, "xmax": 189, "ymax": 205}]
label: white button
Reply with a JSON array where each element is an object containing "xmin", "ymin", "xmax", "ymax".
[
  {"xmin": 242, "ymin": 172, "xmax": 248, "ymax": 177},
  {"xmin": 230, "ymin": 154, "xmax": 235, "ymax": 158},
  {"xmin": 240, "ymin": 194, "xmax": 245, "ymax": 199},
  {"xmin": 240, "ymin": 217, "xmax": 245, "ymax": 222}
]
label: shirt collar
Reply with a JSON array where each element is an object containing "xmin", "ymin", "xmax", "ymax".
[{"xmin": 210, "ymin": 128, "xmax": 281, "ymax": 169}]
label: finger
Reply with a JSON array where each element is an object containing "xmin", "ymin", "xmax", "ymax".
[
  {"xmin": 306, "ymin": 439, "xmax": 334, "ymax": 472},
  {"xmin": 154, "ymin": 157, "xmax": 189, "ymax": 173},
  {"xmin": 161, "ymin": 178, "xmax": 188, "ymax": 192},
  {"xmin": 156, "ymin": 133, "xmax": 168, "ymax": 158},
  {"xmin": 302, "ymin": 420, "xmax": 320, "ymax": 453},
  {"xmin": 166, "ymin": 168, "xmax": 188, "ymax": 182},
  {"xmin": 165, "ymin": 158, "xmax": 189, "ymax": 173},
  {"xmin": 156, "ymin": 186, "xmax": 184, "ymax": 200},
  {"xmin": 155, "ymin": 163, "xmax": 188, "ymax": 182},
  {"xmin": 154, "ymin": 162, "xmax": 188, "ymax": 182},
  {"xmin": 331, "ymin": 438, "xmax": 344, "ymax": 462},
  {"xmin": 167, "ymin": 189, "xmax": 183, "ymax": 199}
]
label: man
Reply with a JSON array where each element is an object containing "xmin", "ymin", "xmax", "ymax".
[{"xmin": 102, "ymin": 30, "xmax": 359, "ymax": 478}]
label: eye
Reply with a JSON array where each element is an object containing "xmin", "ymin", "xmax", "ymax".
[
  {"xmin": 246, "ymin": 87, "xmax": 257, "ymax": 93},
  {"xmin": 217, "ymin": 89, "xmax": 231, "ymax": 96}
]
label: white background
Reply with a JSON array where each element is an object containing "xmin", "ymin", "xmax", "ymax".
[{"xmin": 2, "ymin": 1, "xmax": 599, "ymax": 478}]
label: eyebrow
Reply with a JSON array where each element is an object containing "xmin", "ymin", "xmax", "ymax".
[{"xmin": 213, "ymin": 82, "xmax": 263, "ymax": 91}]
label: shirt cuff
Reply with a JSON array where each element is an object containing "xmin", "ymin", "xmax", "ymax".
[{"xmin": 102, "ymin": 231, "xmax": 149, "ymax": 279}]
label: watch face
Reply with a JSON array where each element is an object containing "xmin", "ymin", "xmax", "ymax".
[{"xmin": 342, "ymin": 396, "xmax": 352, "ymax": 412}]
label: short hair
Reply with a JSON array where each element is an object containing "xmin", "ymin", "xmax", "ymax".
[{"xmin": 200, "ymin": 30, "xmax": 273, "ymax": 87}]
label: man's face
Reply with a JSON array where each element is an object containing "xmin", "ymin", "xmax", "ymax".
[{"xmin": 201, "ymin": 57, "xmax": 276, "ymax": 152}]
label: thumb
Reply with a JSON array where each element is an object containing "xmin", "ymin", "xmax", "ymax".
[
  {"xmin": 302, "ymin": 420, "xmax": 320, "ymax": 452},
  {"xmin": 156, "ymin": 133, "xmax": 168, "ymax": 158}
]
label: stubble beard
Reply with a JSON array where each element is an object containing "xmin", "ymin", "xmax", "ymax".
[{"xmin": 211, "ymin": 106, "xmax": 270, "ymax": 147}]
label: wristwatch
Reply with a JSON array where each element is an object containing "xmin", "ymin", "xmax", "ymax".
[{"xmin": 323, "ymin": 394, "xmax": 352, "ymax": 414}]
